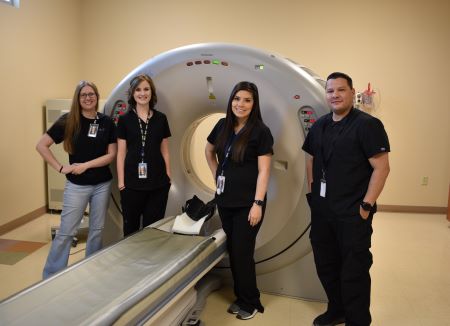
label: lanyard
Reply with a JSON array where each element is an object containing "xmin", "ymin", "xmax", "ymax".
[
  {"xmin": 135, "ymin": 110, "xmax": 151, "ymax": 163},
  {"xmin": 319, "ymin": 110, "xmax": 356, "ymax": 180},
  {"xmin": 87, "ymin": 113, "xmax": 99, "ymax": 138},
  {"xmin": 220, "ymin": 133, "xmax": 236, "ymax": 175},
  {"xmin": 220, "ymin": 127, "xmax": 245, "ymax": 175}
]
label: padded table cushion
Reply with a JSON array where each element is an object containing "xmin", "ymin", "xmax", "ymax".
[{"xmin": 0, "ymin": 228, "xmax": 217, "ymax": 326}]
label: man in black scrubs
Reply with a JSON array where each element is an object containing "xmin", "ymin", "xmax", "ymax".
[{"xmin": 302, "ymin": 72, "xmax": 390, "ymax": 326}]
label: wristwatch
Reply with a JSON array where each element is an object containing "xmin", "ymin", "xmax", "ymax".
[
  {"xmin": 254, "ymin": 200, "xmax": 264, "ymax": 207},
  {"xmin": 361, "ymin": 201, "xmax": 373, "ymax": 212}
]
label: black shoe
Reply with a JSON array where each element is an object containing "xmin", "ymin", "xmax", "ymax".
[{"xmin": 312, "ymin": 311, "xmax": 345, "ymax": 326}]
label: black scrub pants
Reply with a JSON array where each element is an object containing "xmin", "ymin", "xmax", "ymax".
[
  {"xmin": 120, "ymin": 184, "xmax": 170, "ymax": 237},
  {"xmin": 310, "ymin": 207, "xmax": 374, "ymax": 326},
  {"xmin": 218, "ymin": 206, "xmax": 265, "ymax": 314}
]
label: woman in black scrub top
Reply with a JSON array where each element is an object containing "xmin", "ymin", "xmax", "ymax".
[
  {"xmin": 116, "ymin": 74, "xmax": 172, "ymax": 237},
  {"xmin": 205, "ymin": 81, "xmax": 274, "ymax": 320},
  {"xmin": 36, "ymin": 81, "xmax": 117, "ymax": 278}
]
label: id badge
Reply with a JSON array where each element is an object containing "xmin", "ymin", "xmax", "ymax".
[
  {"xmin": 216, "ymin": 175, "xmax": 225, "ymax": 195},
  {"xmin": 88, "ymin": 123, "xmax": 99, "ymax": 137},
  {"xmin": 138, "ymin": 162, "xmax": 148, "ymax": 179},
  {"xmin": 320, "ymin": 179, "xmax": 326, "ymax": 198}
]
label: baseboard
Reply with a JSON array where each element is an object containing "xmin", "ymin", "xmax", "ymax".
[
  {"xmin": 0, "ymin": 204, "xmax": 446, "ymax": 235},
  {"xmin": 378, "ymin": 205, "xmax": 447, "ymax": 214},
  {"xmin": 0, "ymin": 206, "xmax": 47, "ymax": 236}
]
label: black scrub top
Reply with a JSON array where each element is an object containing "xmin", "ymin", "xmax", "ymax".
[
  {"xmin": 47, "ymin": 113, "xmax": 117, "ymax": 185},
  {"xmin": 207, "ymin": 118, "xmax": 274, "ymax": 207},
  {"xmin": 117, "ymin": 109, "xmax": 171, "ymax": 191},
  {"xmin": 302, "ymin": 108, "xmax": 390, "ymax": 216}
]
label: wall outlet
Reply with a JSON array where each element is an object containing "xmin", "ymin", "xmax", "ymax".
[{"xmin": 421, "ymin": 176, "xmax": 429, "ymax": 186}]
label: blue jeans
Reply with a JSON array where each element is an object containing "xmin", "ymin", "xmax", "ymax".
[{"xmin": 43, "ymin": 180, "xmax": 111, "ymax": 279}]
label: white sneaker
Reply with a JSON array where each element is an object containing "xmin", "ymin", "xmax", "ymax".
[
  {"xmin": 227, "ymin": 303, "xmax": 240, "ymax": 314},
  {"xmin": 236, "ymin": 309, "xmax": 257, "ymax": 320}
]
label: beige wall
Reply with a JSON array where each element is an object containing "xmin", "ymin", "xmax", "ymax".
[
  {"xmin": 80, "ymin": 0, "xmax": 450, "ymax": 207},
  {"xmin": 0, "ymin": 0, "xmax": 81, "ymax": 225},
  {"xmin": 0, "ymin": 0, "xmax": 449, "ymax": 226}
]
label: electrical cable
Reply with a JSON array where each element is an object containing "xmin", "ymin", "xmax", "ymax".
[
  {"xmin": 214, "ymin": 223, "xmax": 311, "ymax": 269},
  {"xmin": 110, "ymin": 193, "xmax": 122, "ymax": 214}
]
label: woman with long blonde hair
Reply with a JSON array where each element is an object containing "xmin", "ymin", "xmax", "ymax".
[{"xmin": 36, "ymin": 80, "xmax": 117, "ymax": 278}]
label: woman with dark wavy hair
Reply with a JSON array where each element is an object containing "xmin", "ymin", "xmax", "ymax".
[
  {"xmin": 205, "ymin": 81, "xmax": 274, "ymax": 320},
  {"xmin": 117, "ymin": 74, "xmax": 171, "ymax": 236},
  {"xmin": 36, "ymin": 80, "xmax": 117, "ymax": 279}
]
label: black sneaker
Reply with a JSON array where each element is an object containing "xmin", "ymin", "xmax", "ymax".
[
  {"xmin": 312, "ymin": 311, "xmax": 345, "ymax": 326},
  {"xmin": 236, "ymin": 308, "xmax": 257, "ymax": 320},
  {"xmin": 227, "ymin": 302, "xmax": 240, "ymax": 314}
]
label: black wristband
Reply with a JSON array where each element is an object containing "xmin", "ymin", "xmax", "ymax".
[
  {"xmin": 254, "ymin": 200, "xmax": 264, "ymax": 206},
  {"xmin": 361, "ymin": 201, "xmax": 373, "ymax": 211},
  {"xmin": 59, "ymin": 165, "xmax": 63, "ymax": 173}
]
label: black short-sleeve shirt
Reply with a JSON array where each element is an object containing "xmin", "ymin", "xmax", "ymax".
[
  {"xmin": 302, "ymin": 108, "xmax": 390, "ymax": 216},
  {"xmin": 117, "ymin": 109, "xmax": 171, "ymax": 190},
  {"xmin": 207, "ymin": 118, "xmax": 274, "ymax": 207},
  {"xmin": 47, "ymin": 113, "xmax": 117, "ymax": 185}
]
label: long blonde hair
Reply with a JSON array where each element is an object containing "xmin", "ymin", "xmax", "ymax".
[{"xmin": 63, "ymin": 81, "xmax": 100, "ymax": 154}]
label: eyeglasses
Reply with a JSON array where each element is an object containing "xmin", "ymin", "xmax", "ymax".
[{"xmin": 80, "ymin": 92, "xmax": 96, "ymax": 99}]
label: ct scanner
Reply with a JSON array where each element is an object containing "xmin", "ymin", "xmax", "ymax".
[{"xmin": 0, "ymin": 43, "xmax": 330, "ymax": 325}]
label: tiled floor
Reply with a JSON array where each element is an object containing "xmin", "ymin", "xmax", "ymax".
[
  {"xmin": 0, "ymin": 239, "xmax": 46, "ymax": 265},
  {"xmin": 0, "ymin": 214, "xmax": 86, "ymax": 298},
  {"xmin": 0, "ymin": 212, "xmax": 449, "ymax": 325}
]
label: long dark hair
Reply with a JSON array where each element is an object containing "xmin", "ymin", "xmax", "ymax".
[
  {"xmin": 127, "ymin": 74, "xmax": 158, "ymax": 111},
  {"xmin": 63, "ymin": 80, "xmax": 100, "ymax": 154},
  {"xmin": 215, "ymin": 81, "xmax": 263, "ymax": 162}
]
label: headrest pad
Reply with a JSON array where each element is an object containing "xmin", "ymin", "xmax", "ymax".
[{"xmin": 182, "ymin": 195, "xmax": 216, "ymax": 221}]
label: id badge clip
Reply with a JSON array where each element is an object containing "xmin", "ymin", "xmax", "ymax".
[
  {"xmin": 216, "ymin": 175, "xmax": 225, "ymax": 195},
  {"xmin": 320, "ymin": 179, "xmax": 326, "ymax": 198},
  {"xmin": 88, "ymin": 123, "xmax": 99, "ymax": 138},
  {"xmin": 138, "ymin": 162, "xmax": 148, "ymax": 179}
]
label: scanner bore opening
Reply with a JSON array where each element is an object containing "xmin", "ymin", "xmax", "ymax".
[{"xmin": 180, "ymin": 113, "xmax": 225, "ymax": 193}]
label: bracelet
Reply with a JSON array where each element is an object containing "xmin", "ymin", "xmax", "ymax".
[{"xmin": 59, "ymin": 165, "xmax": 63, "ymax": 173}]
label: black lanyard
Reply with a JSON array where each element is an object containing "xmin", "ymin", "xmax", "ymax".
[
  {"xmin": 135, "ymin": 110, "xmax": 151, "ymax": 163},
  {"xmin": 319, "ymin": 109, "xmax": 356, "ymax": 181}
]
